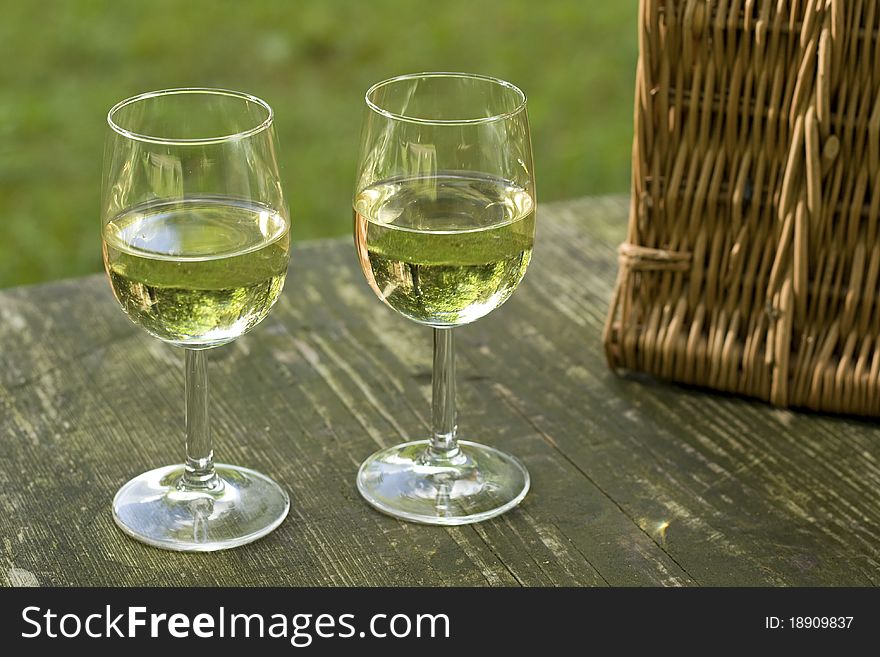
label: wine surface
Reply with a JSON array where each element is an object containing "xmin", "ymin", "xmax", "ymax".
[
  {"xmin": 103, "ymin": 197, "xmax": 289, "ymax": 348},
  {"xmin": 354, "ymin": 173, "xmax": 535, "ymax": 326}
]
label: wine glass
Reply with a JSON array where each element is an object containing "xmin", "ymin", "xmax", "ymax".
[
  {"xmin": 353, "ymin": 72, "xmax": 536, "ymax": 524},
  {"xmin": 102, "ymin": 88, "xmax": 291, "ymax": 551}
]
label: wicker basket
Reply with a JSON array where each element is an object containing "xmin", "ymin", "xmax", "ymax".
[{"xmin": 604, "ymin": 0, "xmax": 880, "ymax": 416}]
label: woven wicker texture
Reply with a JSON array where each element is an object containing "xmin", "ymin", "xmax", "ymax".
[{"xmin": 604, "ymin": 0, "xmax": 880, "ymax": 415}]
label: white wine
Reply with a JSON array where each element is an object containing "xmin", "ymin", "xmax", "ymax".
[
  {"xmin": 103, "ymin": 197, "xmax": 289, "ymax": 348},
  {"xmin": 354, "ymin": 173, "xmax": 535, "ymax": 326}
]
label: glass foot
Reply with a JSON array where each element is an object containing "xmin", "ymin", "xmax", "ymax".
[
  {"xmin": 357, "ymin": 440, "xmax": 529, "ymax": 525},
  {"xmin": 112, "ymin": 464, "xmax": 289, "ymax": 552}
]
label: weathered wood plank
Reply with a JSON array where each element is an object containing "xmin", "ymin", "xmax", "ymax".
[
  {"xmin": 494, "ymin": 197, "xmax": 880, "ymax": 585},
  {"xmin": 1, "ymin": 195, "xmax": 878, "ymax": 586}
]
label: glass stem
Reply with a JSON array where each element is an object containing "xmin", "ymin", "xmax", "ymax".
[
  {"xmin": 181, "ymin": 349, "xmax": 219, "ymax": 490},
  {"xmin": 430, "ymin": 328, "xmax": 460, "ymax": 459}
]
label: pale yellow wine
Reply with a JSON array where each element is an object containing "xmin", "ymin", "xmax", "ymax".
[
  {"xmin": 354, "ymin": 173, "xmax": 535, "ymax": 326},
  {"xmin": 103, "ymin": 197, "xmax": 289, "ymax": 348}
]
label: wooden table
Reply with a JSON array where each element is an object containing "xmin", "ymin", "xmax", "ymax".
[{"xmin": 1, "ymin": 196, "xmax": 878, "ymax": 586}]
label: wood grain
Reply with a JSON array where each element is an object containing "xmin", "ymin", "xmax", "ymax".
[{"xmin": 1, "ymin": 196, "xmax": 878, "ymax": 586}]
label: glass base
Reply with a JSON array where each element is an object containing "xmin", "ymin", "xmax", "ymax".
[
  {"xmin": 112, "ymin": 464, "xmax": 289, "ymax": 552},
  {"xmin": 356, "ymin": 440, "xmax": 529, "ymax": 525}
]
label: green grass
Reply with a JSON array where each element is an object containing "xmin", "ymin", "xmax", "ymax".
[{"xmin": 0, "ymin": 0, "xmax": 637, "ymax": 288}]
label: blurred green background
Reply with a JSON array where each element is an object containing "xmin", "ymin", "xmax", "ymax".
[{"xmin": 0, "ymin": 0, "xmax": 637, "ymax": 289}]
